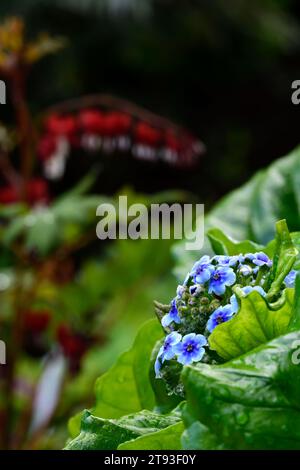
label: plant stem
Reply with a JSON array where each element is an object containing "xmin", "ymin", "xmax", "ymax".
[{"xmin": 10, "ymin": 67, "xmax": 35, "ymax": 199}]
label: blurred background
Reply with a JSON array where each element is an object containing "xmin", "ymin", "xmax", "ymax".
[
  {"xmin": 1, "ymin": 0, "xmax": 300, "ymax": 200},
  {"xmin": 1, "ymin": 0, "xmax": 300, "ymax": 450}
]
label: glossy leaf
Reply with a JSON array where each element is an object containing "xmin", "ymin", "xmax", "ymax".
[
  {"xmin": 207, "ymin": 228, "xmax": 263, "ymax": 256},
  {"xmin": 208, "ymin": 288, "xmax": 294, "ymax": 361},
  {"xmin": 65, "ymin": 408, "xmax": 181, "ymax": 450},
  {"xmin": 182, "ymin": 330, "xmax": 300, "ymax": 449},
  {"xmin": 92, "ymin": 319, "xmax": 163, "ymax": 419},
  {"xmin": 118, "ymin": 421, "xmax": 184, "ymax": 450},
  {"xmin": 266, "ymin": 220, "xmax": 298, "ymax": 298},
  {"xmin": 174, "ymin": 147, "xmax": 300, "ymax": 279}
]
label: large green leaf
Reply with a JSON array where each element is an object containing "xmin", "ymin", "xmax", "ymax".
[
  {"xmin": 182, "ymin": 329, "xmax": 300, "ymax": 449},
  {"xmin": 67, "ymin": 319, "xmax": 163, "ymax": 440},
  {"xmin": 92, "ymin": 319, "xmax": 163, "ymax": 420},
  {"xmin": 65, "ymin": 408, "xmax": 181, "ymax": 450},
  {"xmin": 181, "ymin": 421, "xmax": 226, "ymax": 450},
  {"xmin": 173, "ymin": 172, "xmax": 263, "ymax": 279},
  {"xmin": 207, "ymin": 228, "xmax": 263, "ymax": 256},
  {"xmin": 208, "ymin": 288, "xmax": 294, "ymax": 361},
  {"xmin": 118, "ymin": 422, "xmax": 184, "ymax": 450},
  {"xmin": 251, "ymin": 148, "xmax": 300, "ymax": 244},
  {"xmin": 174, "ymin": 146, "xmax": 300, "ymax": 279}
]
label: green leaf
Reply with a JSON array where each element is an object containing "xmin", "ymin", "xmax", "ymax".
[
  {"xmin": 68, "ymin": 412, "xmax": 83, "ymax": 440},
  {"xmin": 118, "ymin": 422, "xmax": 184, "ymax": 450},
  {"xmin": 266, "ymin": 220, "xmax": 298, "ymax": 299},
  {"xmin": 65, "ymin": 408, "xmax": 181, "ymax": 450},
  {"xmin": 251, "ymin": 148, "xmax": 300, "ymax": 244},
  {"xmin": 207, "ymin": 228, "xmax": 263, "ymax": 256},
  {"xmin": 93, "ymin": 319, "xmax": 163, "ymax": 419},
  {"xmin": 173, "ymin": 172, "xmax": 264, "ymax": 280},
  {"xmin": 181, "ymin": 421, "xmax": 226, "ymax": 450},
  {"xmin": 288, "ymin": 272, "xmax": 300, "ymax": 332},
  {"xmin": 208, "ymin": 288, "xmax": 294, "ymax": 361},
  {"xmin": 174, "ymin": 146, "xmax": 300, "ymax": 279},
  {"xmin": 182, "ymin": 330, "xmax": 300, "ymax": 449}
]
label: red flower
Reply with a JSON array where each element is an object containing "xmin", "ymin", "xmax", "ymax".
[
  {"xmin": 0, "ymin": 178, "xmax": 49, "ymax": 205},
  {"xmin": 78, "ymin": 109, "xmax": 105, "ymax": 134},
  {"xmin": 45, "ymin": 114, "xmax": 77, "ymax": 136},
  {"xmin": 101, "ymin": 112, "xmax": 132, "ymax": 136},
  {"xmin": 38, "ymin": 134, "xmax": 58, "ymax": 161},
  {"xmin": 0, "ymin": 185, "xmax": 18, "ymax": 204},
  {"xmin": 164, "ymin": 130, "xmax": 181, "ymax": 152},
  {"xmin": 27, "ymin": 178, "xmax": 49, "ymax": 204},
  {"xmin": 24, "ymin": 310, "xmax": 51, "ymax": 333},
  {"xmin": 57, "ymin": 324, "xmax": 88, "ymax": 360},
  {"xmin": 134, "ymin": 122, "xmax": 162, "ymax": 146}
]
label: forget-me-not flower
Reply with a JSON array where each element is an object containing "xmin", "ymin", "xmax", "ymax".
[
  {"xmin": 208, "ymin": 266, "xmax": 236, "ymax": 296},
  {"xmin": 161, "ymin": 299, "xmax": 181, "ymax": 327},
  {"xmin": 174, "ymin": 333, "xmax": 207, "ymax": 365},
  {"xmin": 190, "ymin": 255, "xmax": 214, "ymax": 284},
  {"xmin": 207, "ymin": 305, "xmax": 235, "ymax": 332}
]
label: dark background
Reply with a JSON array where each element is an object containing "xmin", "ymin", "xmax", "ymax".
[{"xmin": 1, "ymin": 0, "xmax": 300, "ymax": 206}]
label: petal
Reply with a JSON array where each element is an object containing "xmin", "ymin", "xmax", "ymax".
[
  {"xmin": 182, "ymin": 333, "xmax": 196, "ymax": 344},
  {"xmin": 195, "ymin": 334, "xmax": 207, "ymax": 347},
  {"xmin": 200, "ymin": 255, "xmax": 211, "ymax": 264},
  {"xmin": 164, "ymin": 349, "xmax": 176, "ymax": 361},
  {"xmin": 230, "ymin": 294, "xmax": 239, "ymax": 313},
  {"xmin": 154, "ymin": 358, "xmax": 162, "ymax": 377},
  {"xmin": 191, "ymin": 347, "xmax": 205, "ymax": 362},
  {"xmin": 168, "ymin": 331, "xmax": 182, "ymax": 345},
  {"xmin": 177, "ymin": 352, "xmax": 191, "ymax": 365},
  {"xmin": 207, "ymin": 317, "xmax": 216, "ymax": 332},
  {"xmin": 209, "ymin": 281, "xmax": 226, "ymax": 296},
  {"xmin": 195, "ymin": 269, "xmax": 211, "ymax": 284},
  {"xmin": 225, "ymin": 270, "xmax": 236, "ymax": 285},
  {"xmin": 161, "ymin": 313, "xmax": 172, "ymax": 327}
]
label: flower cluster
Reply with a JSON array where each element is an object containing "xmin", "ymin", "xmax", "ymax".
[
  {"xmin": 154, "ymin": 251, "xmax": 284, "ymax": 378},
  {"xmin": 37, "ymin": 109, "xmax": 203, "ymax": 180}
]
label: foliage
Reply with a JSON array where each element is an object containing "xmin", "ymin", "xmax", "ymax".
[
  {"xmin": 174, "ymin": 146, "xmax": 300, "ymax": 279},
  {"xmin": 66, "ymin": 215, "xmax": 300, "ymax": 450}
]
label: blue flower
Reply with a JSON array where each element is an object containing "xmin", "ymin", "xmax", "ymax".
[
  {"xmin": 176, "ymin": 285, "xmax": 185, "ymax": 297},
  {"xmin": 245, "ymin": 253, "xmax": 255, "ymax": 262},
  {"xmin": 207, "ymin": 305, "xmax": 235, "ymax": 332},
  {"xmin": 285, "ymin": 270, "xmax": 297, "ymax": 288},
  {"xmin": 230, "ymin": 285, "xmax": 266, "ymax": 313},
  {"xmin": 252, "ymin": 252, "xmax": 272, "ymax": 268},
  {"xmin": 174, "ymin": 333, "xmax": 207, "ymax": 365},
  {"xmin": 155, "ymin": 331, "xmax": 182, "ymax": 377},
  {"xmin": 239, "ymin": 264, "xmax": 252, "ymax": 276},
  {"xmin": 189, "ymin": 285, "xmax": 196, "ymax": 295},
  {"xmin": 214, "ymin": 255, "xmax": 239, "ymax": 267},
  {"xmin": 190, "ymin": 255, "xmax": 214, "ymax": 284},
  {"xmin": 208, "ymin": 266, "xmax": 236, "ymax": 295},
  {"xmin": 161, "ymin": 299, "xmax": 181, "ymax": 327},
  {"xmin": 160, "ymin": 332, "xmax": 182, "ymax": 362}
]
